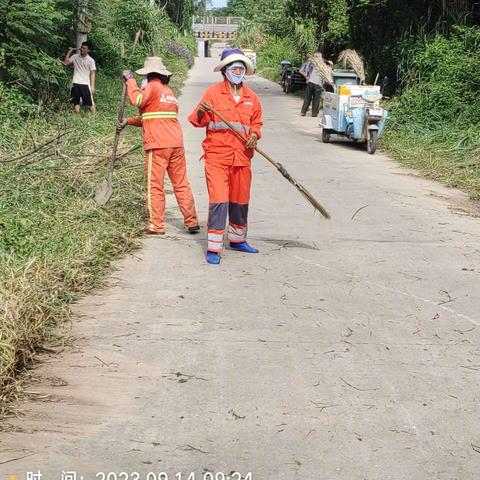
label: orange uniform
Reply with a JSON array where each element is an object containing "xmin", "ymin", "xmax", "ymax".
[
  {"xmin": 126, "ymin": 78, "xmax": 198, "ymax": 233},
  {"xmin": 188, "ymin": 80, "xmax": 263, "ymax": 252}
]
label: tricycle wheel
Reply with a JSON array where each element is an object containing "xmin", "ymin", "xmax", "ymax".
[
  {"xmin": 322, "ymin": 128, "xmax": 331, "ymax": 143},
  {"xmin": 367, "ymin": 130, "xmax": 378, "ymax": 154}
]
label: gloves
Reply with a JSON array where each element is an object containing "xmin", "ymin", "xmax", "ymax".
[{"xmin": 122, "ymin": 70, "xmax": 134, "ymax": 81}]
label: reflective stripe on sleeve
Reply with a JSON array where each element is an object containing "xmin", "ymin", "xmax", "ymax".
[
  {"xmin": 135, "ymin": 94, "xmax": 143, "ymax": 107},
  {"xmin": 208, "ymin": 121, "xmax": 249, "ymax": 134},
  {"xmin": 141, "ymin": 111, "xmax": 178, "ymax": 120}
]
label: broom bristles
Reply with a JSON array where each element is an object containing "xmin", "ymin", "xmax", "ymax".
[
  {"xmin": 338, "ymin": 49, "xmax": 366, "ymax": 82},
  {"xmin": 309, "ymin": 54, "xmax": 334, "ymax": 85}
]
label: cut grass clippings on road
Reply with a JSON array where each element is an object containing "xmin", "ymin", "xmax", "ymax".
[{"xmin": 0, "ymin": 71, "xmax": 187, "ymax": 414}]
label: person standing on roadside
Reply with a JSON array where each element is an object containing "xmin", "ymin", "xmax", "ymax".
[
  {"xmin": 300, "ymin": 52, "xmax": 324, "ymax": 117},
  {"xmin": 63, "ymin": 41, "xmax": 96, "ymax": 113},
  {"xmin": 117, "ymin": 56, "xmax": 200, "ymax": 236},
  {"xmin": 188, "ymin": 48, "xmax": 263, "ymax": 265}
]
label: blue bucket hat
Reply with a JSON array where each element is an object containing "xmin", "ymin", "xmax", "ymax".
[{"xmin": 214, "ymin": 48, "xmax": 254, "ymax": 75}]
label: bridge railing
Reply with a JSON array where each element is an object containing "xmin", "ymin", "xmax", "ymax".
[{"xmin": 192, "ymin": 16, "xmax": 243, "ymax": 26}]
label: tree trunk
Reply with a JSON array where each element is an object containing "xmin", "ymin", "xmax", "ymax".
[{"xmin": 76, "ymin": 0, "xmax": 89, "ymax": 48}]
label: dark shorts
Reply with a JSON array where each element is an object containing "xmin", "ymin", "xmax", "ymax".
[{"xmin": 71, "ymin": 83, "xmax": 93, "ymax": 107}]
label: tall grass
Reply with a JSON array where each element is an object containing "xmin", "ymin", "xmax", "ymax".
[
  {"xmin": 0, "ymin": 59, "xmax": 190, "ymax": 412},
  {"xmin": 382, "ymin": 26, "xmax": 480, "ymax": 199}
]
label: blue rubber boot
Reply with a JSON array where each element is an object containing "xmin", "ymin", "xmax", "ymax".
[
  {"xmin": 229, "ymin": 242, "xmax": 259, "ymax": 254},
  {"xmin": 206, "ymin": 251, "xmax": 221, "ymax": 265}
]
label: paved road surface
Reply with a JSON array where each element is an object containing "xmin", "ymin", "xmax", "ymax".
[{"xmin": 2, "ymin": 57, "xmax": 480, "ymax": 480}]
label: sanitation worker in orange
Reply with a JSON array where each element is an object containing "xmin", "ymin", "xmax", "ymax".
[
  {"xmin": 118, "ymin": 57, "xmax": 199, "ymax": 235},
  {"xmin": 188, "ymin": 48, "xmax": 263, "ymax": 265}
]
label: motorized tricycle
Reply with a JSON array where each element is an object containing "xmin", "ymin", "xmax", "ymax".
[{"xmin": 319, "ymin": 69, "xmax": 387, "ymax": 154}]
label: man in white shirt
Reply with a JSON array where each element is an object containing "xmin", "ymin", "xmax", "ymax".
[
  {"xmin": 300, "ymin": 53, "xmax": 324, "ymax": 117},
  {"xmin": 63, "ymin": 41, "xmax": 97, "ymax": 113}
]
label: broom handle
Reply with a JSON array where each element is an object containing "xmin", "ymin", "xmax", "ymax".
[
  {"xmin": 108, "ymin": 83, "xmax": 127, "ymax": 181},
  {"xmin": 201, "ymin": 102, "xmax": 331, "ymax": 219}
]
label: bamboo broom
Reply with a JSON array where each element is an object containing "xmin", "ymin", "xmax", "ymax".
[
  {"xmin": 201, "ymin": 102, "xmax": 331, "ymax": 220},
  {"xmin": 338, "ymin": 49, "xmax": 366, "ymax": 82}
]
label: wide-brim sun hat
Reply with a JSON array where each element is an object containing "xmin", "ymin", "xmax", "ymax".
[
  {"xmin": 214, "ymin": 48, "xmax": 255, "ymax": 75},
  {"xmin": 135, "ymin": 56, "xmax": 172, "ymax": 76}
]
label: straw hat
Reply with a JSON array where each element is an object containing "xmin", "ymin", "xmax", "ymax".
[
  {"xmin": 135, "ymin": 56, "xmax": 172, "ymax": 76},
  {"xmin": 214, "ymin": 48, "xmax": 254, "ymax": 75}
]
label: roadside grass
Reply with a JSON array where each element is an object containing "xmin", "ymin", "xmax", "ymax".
[
  {"xmin": 258, "ymin": 67, "xmax": 480, "ymax": 200},
  {"xmin": 0, "ymin": 68, "xmax": 188, "ymax": 412},
  {"xmin": 381, "ymin": 121, "xmax": 480, "ymax": 200}
]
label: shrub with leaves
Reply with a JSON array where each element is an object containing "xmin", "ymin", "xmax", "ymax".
[
  {"xmin": 391, "ymin": 26, "xmax": 480, "ymax": 125},
  {"xmin": 0, "ymin": 0, "xmax": 72, "ymax": 100},
  {"xmin": 164, "ymin": 40, "xmax": 194, "ymax": 68}
]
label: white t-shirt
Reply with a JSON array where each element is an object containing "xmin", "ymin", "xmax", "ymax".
[{"xmin": 69, "ymin": 53, "xmax": 96, "ymax": 85}]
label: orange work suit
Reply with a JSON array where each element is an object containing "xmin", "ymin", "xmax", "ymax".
[
  {"xmin": 188, "ymin": 80, "xmax": 263, "ymax": 252},
  {"xmin": 126, "ymin": 78, "xmax": 198, "ymax": 233}
]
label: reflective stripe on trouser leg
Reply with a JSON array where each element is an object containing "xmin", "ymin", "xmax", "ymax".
[
  {"xmin": 207, "ymin": 202, "xmax": 228, "ymax": 252},
  {"xmin": 207, "ymin": 230, "xmax": 224, "ymax": 252},
  {"xmin": 228, "ymin": 223, "xmax": 247, "ymax": 243},
  {"xmin": 228, "ymin": 202, "xmax": 248, "ymax": 243},
  {"xmin": 205, "ymin": 162, "xmax": 230, "ymax": 253},
  {"xmin": 228, "ymin": 166, "xmax": 251, "ymax": 243}
]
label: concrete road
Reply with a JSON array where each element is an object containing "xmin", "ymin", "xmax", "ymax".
[{"xmin": 2, "ymin": 57, "xmax": 480, "ymax": 480}]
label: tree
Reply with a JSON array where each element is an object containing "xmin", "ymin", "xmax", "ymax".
[
  {"xmin": 0, "ymin": 0, "xmax": 72, "ymax": 98},
  {"xmin": 76, "ymin": 0, "xmax": 89, "ymax": 47}
]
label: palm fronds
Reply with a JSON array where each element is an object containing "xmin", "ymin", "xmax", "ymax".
[
  {"xmin": 309, "ymin": 53, "xmax": 334, "ymax": 85},
  {"xmin": 338, "ymin": 49, "xmax": 366, "ymax": 82}
]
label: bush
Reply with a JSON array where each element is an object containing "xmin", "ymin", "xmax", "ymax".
[
  {"xmin": 164, "ymin": 39, "xmax": 195, "ymax": 68},
  {"xmin": 113, "ymin": 0, "xmax": 175, "ymax": 48},
  {"xmin": 382, "ymin": 26, "xmax": 480, "ymax": 200},
  {"xmin": 88, "ymin": 27, "xmax": 123, "ymax": 75},
  {"xmin": 257, "ymin": 36, "xmax": 303, "ymax": 80},
  {"xmin": 0, "ymin": 83, "xmax": 37, "ymax": 129},
  {"xmin": 391, "ymin": 26, "xmax": 480, "ymax": 126},
  {"xmin": 0, "ymin": 0, "xmax": 72, "ymax": 99}
]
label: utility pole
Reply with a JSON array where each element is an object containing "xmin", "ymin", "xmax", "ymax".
[{"xmin": 76, "ymin": 0, "xmax": 89, "ymax": 48}]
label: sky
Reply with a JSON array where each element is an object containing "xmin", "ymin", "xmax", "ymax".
[{"xmin": 209, "ymin": 0, "xmax": 228, "ymax": 7}]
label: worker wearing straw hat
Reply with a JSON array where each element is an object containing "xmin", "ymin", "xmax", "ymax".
[
  {"xmin": 188, "ymin": 48, "xmax": 263, "ymax": 265},
  {"xmin": 118, "ymin": 57, "xmax": 199, "ymax": 235}
]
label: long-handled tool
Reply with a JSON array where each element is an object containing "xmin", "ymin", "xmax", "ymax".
[
  {"xmin": 94, "ymin": 84, "xmax": 127, "ymax": 205},
  {"xmin": 94, "ymin": 32, "xmax": 141, "ymax": 206},
  {"xmin": 201, "ymin": 102, "xmax": 331, "ymax": 219}
]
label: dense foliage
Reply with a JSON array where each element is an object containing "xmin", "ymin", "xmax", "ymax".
[
  {"xmin": 0, "ymin": 0, "xmax": 198, "ymax": 408},
  {"xmin": 0, "ymin": 0, "xmax": 200, "ymax": 109},
  {"xmin": 225, "ymin": 0, "xmax": 479, "ymax": 87},
  {"xmin": 0, "ymin": 0, "xmax": 72, "ymax": 101},
  {"xmin": 219, "ymin": 0, "xmax": 480, "ymax": 198}
]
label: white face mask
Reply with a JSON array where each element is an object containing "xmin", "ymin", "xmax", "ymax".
[
  {"xmin": 225, "ymin": 63, "xmax": 246, "ymax": 85},
  {"xmin": 141, "ymin": 76, "xmax": 148, "ymax": 88}
]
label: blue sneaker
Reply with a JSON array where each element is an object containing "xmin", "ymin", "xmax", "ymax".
[
  {"xmin": 206, "ymin": 251, "xmax": 221, "ymax": 264},
  {"xmin": 229, "ymin": 242, "xmax": 259, "ymax": 254}
]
